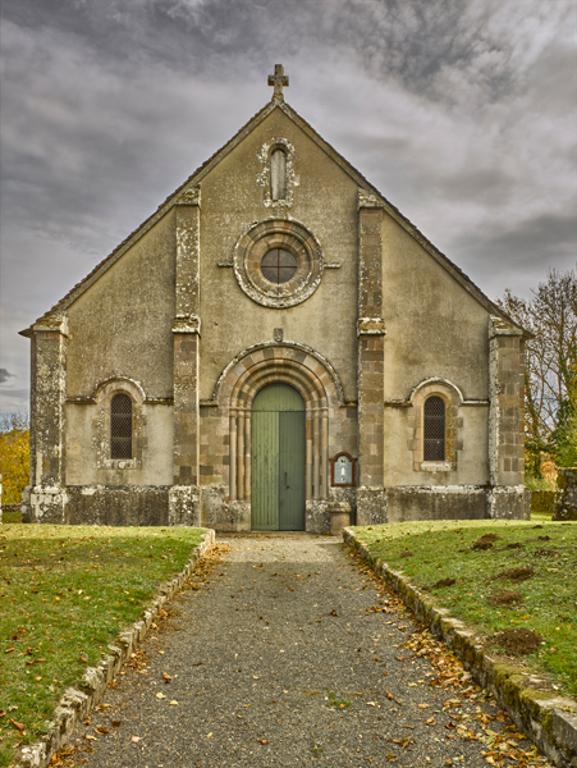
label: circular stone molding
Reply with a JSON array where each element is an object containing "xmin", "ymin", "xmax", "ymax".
[{"xmin": 233, "ymin": 219, "xmax": 324, "ymax": 308}]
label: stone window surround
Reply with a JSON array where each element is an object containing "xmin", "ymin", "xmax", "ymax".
[
  {"xmin": 233, "ymin": 218, "xmax": 324, "ymax": 308},
  {"xmin": 93, "ymin": 377, "xmax": 146, "ymax": 470},
  {"xmin": 256, "ymin": 137, "xmax": 298, "ymax": 209},
  {"xmin": 409, "ymin": 378, "xmax": 463, "ymax": 472}
]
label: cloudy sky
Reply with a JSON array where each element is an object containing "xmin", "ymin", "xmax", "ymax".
[{"xmin": 1, "ymin": 0, "xmax": 576, "ymax": 416}]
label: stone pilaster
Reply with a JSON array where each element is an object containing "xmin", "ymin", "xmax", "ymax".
[
  {"xmin": 487, "ymin": 316, "xmax": 529, "ymax": 518},
  {"xmin": 170, "ymin": 187, "xmax": 202, "ymax": 526},
  {"xmin": 28, "ymin": 315, "xmax": 69, "ymax": 522},
  {"xmin": 356, "ymin": 190, "xmax": 387, "ymax": 524}
]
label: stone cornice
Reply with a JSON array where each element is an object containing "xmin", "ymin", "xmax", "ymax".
[
  {"xmin": 357, "ymin": 317, "xmax": 386, "ymax": 336},
  {"xmin": 24, "ymin": 315, "xmax": 69, "ymax": 338},
  {"xmin": 172, "ymin": 315, "xmax": 201, "ymax": 335},
  {"xmin": 489, "ymin": 315, "xmax": 524, "ymax": 339},
  {"xmin": 175, "ymin": 186, "xmax": 201, "ymax": 206},
  {"xmin": 358, "ymin": 188, "xmax": 386, "ymax": 209}
]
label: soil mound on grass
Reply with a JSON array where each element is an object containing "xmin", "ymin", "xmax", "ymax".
[
  {"xmin": 505, "ymin": 542, "xmax": 523, "ymax": 550},
  {"xmin": 472, "ymin": 533, "xmax": 500, "ymax": 550},
  {"xmin": 492, "ymin": 628, "xmax": 542, "ymax": 655},
  {"xmin": 431, "ymin": 577, "xmax": 457, "ymax": 589},
  {"xmin": 400, "ymin": 550, "xmax": 413, "ymax": 558},
  {"xmin": 534, "ymin": 547, "xmax": 560, "ymax": 558},
  {"xmin": 496, "ymin": 566, "xmax": 535, "ymax": 582},
  {"xmin": 488, "ymin": 590, "xmax": 523, "ymax": 606}
]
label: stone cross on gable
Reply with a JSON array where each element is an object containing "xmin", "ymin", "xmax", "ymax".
[{"xmin": 268, "ymin": 64, "xmax": 289, "ymax": 102}]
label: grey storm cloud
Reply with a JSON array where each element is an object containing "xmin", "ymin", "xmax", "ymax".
[{"xmin": 0, "ymin": 0, "xmax": 576, "ymax": 414}]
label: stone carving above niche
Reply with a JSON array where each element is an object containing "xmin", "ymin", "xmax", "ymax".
[{"xmin": 256, "ymin": 138, "xmax": 299, "ymax": 209}]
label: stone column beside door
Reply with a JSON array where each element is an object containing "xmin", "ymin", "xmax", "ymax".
[
  {"xmin": 356, "ymin": 190, "xmax": 387, "ymax": 524},
  {"xmin": 169, "ymin": 187, "xmax": 202, "ymax": 525}
]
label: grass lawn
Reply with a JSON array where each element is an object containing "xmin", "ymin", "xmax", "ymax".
[
  {"xmin": 352, "ymin": 519, "xmax": 577, "ymax": 700},
  {"xmin": 0, "ymin": 524, "xmax": 205, "ymax": 768}
]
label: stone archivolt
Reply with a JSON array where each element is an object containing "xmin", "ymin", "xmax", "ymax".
[{"xmin": 216, "ymin": 343, "xmax": 343, "ymax": 504}]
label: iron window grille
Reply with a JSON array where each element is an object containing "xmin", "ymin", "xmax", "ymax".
[
  {"xmin": 423, "ymin": 395, "xmax": 446, "ymax": 461},
  {"xmin": 261, "ymin": 248, "xmax": 297, "ymax": 284},
  {"xmin": 110, "ymin": 393, "xmax": 133, "ymax": 459}
]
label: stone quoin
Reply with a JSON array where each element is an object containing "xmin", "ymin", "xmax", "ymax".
[{"xmin": 20, "ymin": 66, "xmax": 529, "ymax": 531}]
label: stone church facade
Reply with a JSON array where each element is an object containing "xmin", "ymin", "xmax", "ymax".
[{"xmin": 21, "ymin": 66, "xmax": 528, "ymax": 532}]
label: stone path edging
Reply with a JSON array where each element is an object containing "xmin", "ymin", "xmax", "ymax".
[
  {"xmin": 343, "ymin": 527, "xmax": 577, "ymax": 768},
  {"xmin": 16, "ymin": 529, "xmax": 216, "ymax": 768}
]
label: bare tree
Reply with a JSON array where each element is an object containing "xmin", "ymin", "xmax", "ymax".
[{"xmin": 499, "ymin": 267, "xmax": 577, "ymax": 471}]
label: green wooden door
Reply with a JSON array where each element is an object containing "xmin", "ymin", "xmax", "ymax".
[{"xmin": 251, "ymin": 384, "xmax": 305, "ymax": 531}]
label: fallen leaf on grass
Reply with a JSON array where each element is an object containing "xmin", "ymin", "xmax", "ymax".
[
  {"xmin": 257, "ymin": 738, "xmax": 270, "ymax": 745},
  {"xmin": 9, "ymin": 718, "xmax": 25, "ymax": 732},
  {"xmin": 155, "ymin": 691, "xmax": 166, "ymax": 700},
  {"xmin": 130, "ymin": 735, "xmax": 141, "ymax": 743},
  {"xmin": 389, "ymin": 737, "xmax": 414, "ymax": 748}
]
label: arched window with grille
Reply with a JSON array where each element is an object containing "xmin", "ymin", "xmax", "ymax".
[
  {"xmin": 423, "ymin": 395, "xmax": 445, "ymax": 461},
  {"xmin": 110, "ymin": 393, "xmax": 133, "ymax": 459}
]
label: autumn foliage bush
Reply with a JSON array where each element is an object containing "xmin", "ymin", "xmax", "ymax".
[{"xmin": 0, "ymin": 415, "xmax": 29, "ymax": 505}]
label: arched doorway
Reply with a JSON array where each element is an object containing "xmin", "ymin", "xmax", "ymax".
[{"xmin": 251, "ymin": 383, "xmax": 305, "ymax": 531}]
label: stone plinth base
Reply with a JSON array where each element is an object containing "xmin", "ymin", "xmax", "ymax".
[
  {"xmin": 487, "ymin": 486, "xmax": 530, "ymax": 519},
  {"xmin": 205, "ymin": 487, "xmax": 251, "ymax": 532},
  {"xmin": 66, "ymin": 486, "xmax": 170, "ymax": 525},
  {"xmin": 329, "ymin": 502, "xmax": 352, "ymax": 536},
  {"xmin": 356, "ymin": 487, "xmax": 387, "ymax": 526},
  {"xmin": 387, "ymin": 485, "xmax": 488, "ymax": 523},
  {"xmin": 21, "ymin": 483, "xmax": 531, "ymax": 529},
  {"xmin": 554, "ymin": 468, "xmax": 577, "ymax": 521},
  {"xmin": 168, "ymin": 485, "xmax": 200, "ymax": 526},
  {"xmin": 28, "ymin": 485, "xmax": 68, "ymax": 523}
]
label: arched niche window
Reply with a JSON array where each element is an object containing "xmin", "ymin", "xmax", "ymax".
[
  {"xmin": 110, "ymin": 393, "xmax": 133, "ymax": 459},
  {"xmin": 270, "ymin": 147, "xmax": 287, "ymax": 201},
  {"xmin": 423, "ymin": 396, "xmax": 446, "ymax": 461}
]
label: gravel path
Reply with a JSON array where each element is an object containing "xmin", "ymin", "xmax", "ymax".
[{"xmin": 67, "ymin": 535, "xmax": 550, "ymax": 768}]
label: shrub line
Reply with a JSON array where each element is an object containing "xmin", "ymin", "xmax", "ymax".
[
  {"xmin": 15, "ymin": 528, "xmax": 216, "ymax": 768},
  {"xmin": 343, "ymin": 527, "xmax": 577, "ymax": 768}
]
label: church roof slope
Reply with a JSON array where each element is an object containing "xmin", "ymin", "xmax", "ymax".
[{"xmin": 21, "ymin": 87, "xmax": 523, "ymax": 335}]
